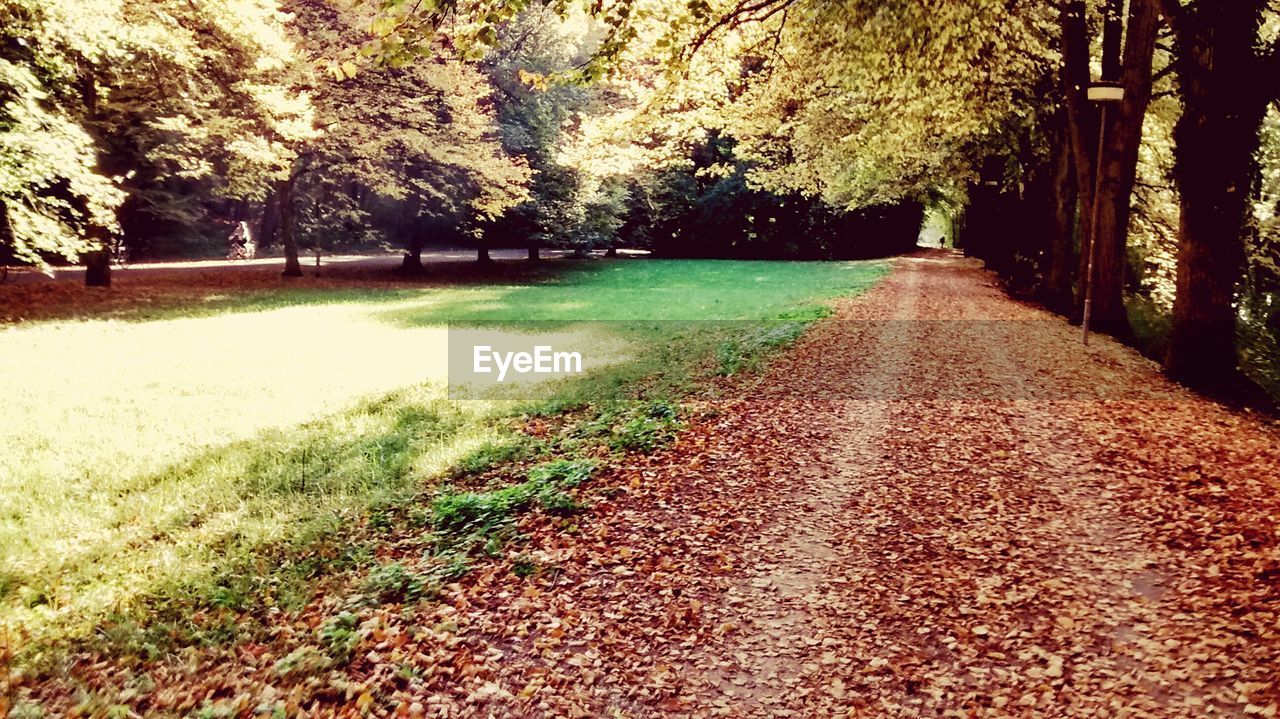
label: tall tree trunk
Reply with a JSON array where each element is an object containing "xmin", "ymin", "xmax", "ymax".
[
  {"xmin": 528, "ymin": 242, "xmax": 540, "ymax": 262},
  {"xmin": 1061, "ymin": 0, "xmax": 1099, "ymax": 315},
  {"xmin": 1081, "ymin": 0, "xmax": 1161, "ymax": 339},
  {"xmin": 1165, "ymin": 1, "xmax": 1271, "ymax": 391},
  {"xmin": 960, "ymin": 156, "xmax": 1007, "ymax": 264},
  {"xmin": 258, "ymin": 191, "xmax": 281, "ymax": 250},
  {"xmin": 1043, "ymin": 115, "xmax": 1078, "ymax": 314},
  {"xmin": 1065, "ymin": 0, "xmax": 1125, "ymax": 320},
  {"xmin": 79, "ymin": 70, "xmax": 117, "ymax": 288},
  {"xmin": 279, "ymin": 174, "xmax": 302, "ymax": 278}
]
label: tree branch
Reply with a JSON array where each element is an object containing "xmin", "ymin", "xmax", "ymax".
[
  {"xmin": 1150, "ymin": 61, "xmax": 1177, "ymax": 86},
  {"xmin": 1157, "ymin": 0, "xmax": 1188, "ymax": 44},
  {"xmin": 683, "ymin": 0, "xmax": 798, "ymax": 60}
]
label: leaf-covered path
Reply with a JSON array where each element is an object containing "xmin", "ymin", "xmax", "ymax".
[
  {"xmin": 406, "ymin": 250, "xmax": 1279, "ymax": 718},
  {"xmin": 637, "ymin": 251, "xmax": 1280, "ymax": 719},
  {"xmin": 15, "ymin": 251, "xmax": 1280, "ymax": 718},
  {"xmin": 535, "ymin": 250, "xmax": 1280, "ymax": 719}
]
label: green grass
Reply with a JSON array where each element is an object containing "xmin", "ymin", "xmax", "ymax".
[
  {"xmin": 431, "ymin": 458, "xmax": 599, "ymax": 533},
  {"xmin": 378, "ymin": 259, "xmax": 883, "ymax": 324},
  {"xmin": 0, "ymin": 257, "xmax": 886, "ymax": 661}
]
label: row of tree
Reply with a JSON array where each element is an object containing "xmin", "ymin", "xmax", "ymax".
[
  {"xmin": 955, "ymin": 0, "xmax": 1279, "ymax": 396},
  {"xmin": 546, "ymin": 0, "xmax": 1276, "ymax": 396},
  {"xmin": 0, "ymin": 1, "xmax": 689, "ymax": 278},
  {"xmin": 1, "ymin": 0, "xmax": 917, "ymax": 283},
  {"xmin": 4, "ymin": 0, "xmax": 1278, "ymax": 395},
  {"xmin": 490, "ymin": 0, "xmax": 1279, "ymax": 395}
]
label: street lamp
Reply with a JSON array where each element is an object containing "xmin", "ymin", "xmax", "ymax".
[{"xmin": 1081, "ymin": 79, "xmax": 1125, "ymax": 345}]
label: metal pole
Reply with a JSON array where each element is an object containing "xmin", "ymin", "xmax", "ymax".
[{"xmin": 1081, "ymin": 104, "xmax": 1109, "ymax": 346}]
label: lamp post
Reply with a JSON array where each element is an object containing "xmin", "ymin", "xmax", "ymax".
[{"xmin": 1081, "ymin": 80, "xmax": 1125, "ymax": 345}]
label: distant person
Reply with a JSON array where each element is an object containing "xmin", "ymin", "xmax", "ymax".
[{"xmin": 227, "ymin": 221, "xmax": 255, "ymax": 260}]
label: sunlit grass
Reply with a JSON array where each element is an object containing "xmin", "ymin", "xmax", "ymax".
[
  {"xmin": 0, "ymin": 303, "xmax": 468, "ymax": 644},
  {"xmin": 0, "ymin": 258, "xmax": 886, "ymax": 651}
]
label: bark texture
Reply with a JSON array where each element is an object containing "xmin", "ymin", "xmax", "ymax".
[
  {"xmin": 1061, "ymin": 0, "xmax": 1099, "ymax": 316},
  {"xmin": 1080, "ymin": 0, "xmax": 1161, "ymax": 339},
  {"xmin": 1165, "ymin": 1, "xmax": 1272, "ymax": 392},
  {"xmin": 1043, "ymin": 116, "xmax": 1078, "ymax": 315},
  {"xmin": 278, "ymin": 174, "xmax": 303, "ymax": 278}
]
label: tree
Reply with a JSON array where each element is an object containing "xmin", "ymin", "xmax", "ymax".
[
  {"xmin": 0, "ymin": 0, "xmax": 311, "ymax": 284},
  {"xmin": 1062, "ymin": 0, "xmax": 1162, "ymax": 338},
  {"xmin": 1042, "ymin": 104, "xmax": 1079, "ymax": 313},
  {"xmin": 0, "ymin": 1, "xmax": 124, "ymax": 272},
  {"xmin": 83, "ymin": 0, "xmax": 311, "ymax": 285},
  {"xmin": 1160, "ymin": 0, "xmax": 1279, "ymax": 392},
  {"xmin": 481, "ymin": 7, "xmax": 597, "ymax": 261},
  {"xmin": 278, "ymin": 0, "xmax": 529, "ymax": 275}
]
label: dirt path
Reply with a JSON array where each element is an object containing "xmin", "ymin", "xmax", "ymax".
[
  {"xmin": 13, "ymin": 251, "xmax": 1280, "ymax": 718},
  {"xmin": 437, "ymin": 250, "xmax": 1279, "ymax": 718},
  {"xmin": 637, "ymin": 251, "xmax": 1280, "ymax": 718}
]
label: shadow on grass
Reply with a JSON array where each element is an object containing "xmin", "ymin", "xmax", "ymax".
[
  {"xmin": 0, "ymin": 257, "xmax": 596, "ymax": 325},
  {"xmin": 3, "ymin": 385, "xmax": 506, "ymax": 665},
  {"xmin": 133, "ymin": 259, "xmax": 599, "ymax": 323}
]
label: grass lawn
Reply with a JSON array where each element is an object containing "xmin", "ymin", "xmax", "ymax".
[{"xmin": 0, "ymin": 258, "xmax": 886, "ymax": 658}]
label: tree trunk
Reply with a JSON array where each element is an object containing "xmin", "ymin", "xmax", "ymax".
[
  {"xmin": 1056, "ymin": 0, "xmax": 1099, "ymax": 314},
  {"xmin": 1061, "ymin": 1, "xmax": 1096, "ymax": 317},
  {"xmin": 258, "ymin": 191, "xmax": 281, "ymax": 250},
  {"xmin": 401, "ymin": 236, "xmax": 426, "ymax": 272},
  {"xmin": 78, "ymin": 69, "xmax": 118, "ymax": 288},
  {"xmin": 84, "ymin": 247, "xmax": 112, "ymax": 287},
  {"xmin": 528, "ymin": 243, "xmax": 540, "ymax": 262},
  {"xmin": 986, "ymin": 190, "xmax": 1021, "ymax": 280},
  {"xmin": 959, "ymin": 156, "xmax": 1007, "ymax": 264},
  {"xmin": 1062, "ymin": 0, "xmax": 1127, "ymax": 321},
  {"xmin": 1042, "ymin": 116, "xmax": 1078, "ymax": 314},
  {"xmin": 1080, "ymin": 0, "xmax": 1161, "ymax": 339},
  {"xmin": 1100, "ymin": 0, "xmax": 1124, "ymax": 79},
  {"xmin": 1165, "ymin": 1, "xmax": 1270, "ymax": 391},
  {"xmin": 606, "ymin": 246, "xmax": 618, "ymax": 258},
  {"xmin": 279, "ymin": 175, "xmax": 302, "ymax": 278}
]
